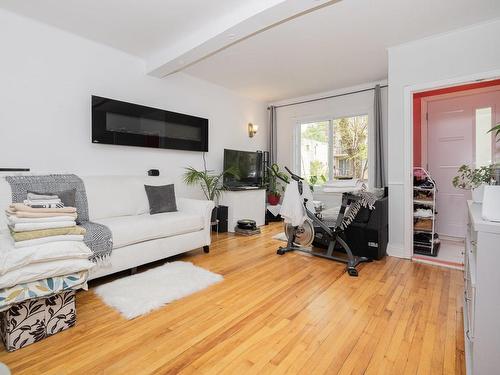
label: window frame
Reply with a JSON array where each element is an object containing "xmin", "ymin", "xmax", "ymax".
[{"xmin": 294, "ymin": 112, "xmax": 370, "ymax": 187}]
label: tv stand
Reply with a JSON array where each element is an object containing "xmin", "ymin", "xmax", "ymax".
[
  {"xmin": 219, "ymin": 189, "xmax": 266, "ymax": 232},
  {"xmin": 227, "ymin": 186, "xmax": 261, "ymax": 191}
]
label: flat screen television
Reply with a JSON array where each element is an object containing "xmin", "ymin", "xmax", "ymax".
[
  {"xmin": 92, "ymin": 95, "xmax": 208, "ymax": 152},
  {"xmin": 223, "ymin": 149, "xmax": 263, "ymax": 189}
]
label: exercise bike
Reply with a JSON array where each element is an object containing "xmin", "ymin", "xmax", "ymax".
[{"xmin": 276, "ymin": 167, "xmax": 372, "ymax": 277}]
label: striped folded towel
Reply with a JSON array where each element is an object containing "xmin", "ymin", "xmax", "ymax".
[
  {"xmin": 8, "ymin": 203, "xmax": 76, "ymax": 214},
  {"xmin": 23, "ymin": 200, "xmax": 64, "ymax": 209}
]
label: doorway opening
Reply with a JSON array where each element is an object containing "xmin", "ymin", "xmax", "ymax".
[{"xmin": 411, "ymin": 79, "xmax": 500, "ymax": 269}]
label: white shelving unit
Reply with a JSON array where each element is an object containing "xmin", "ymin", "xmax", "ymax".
[{"xmin": 412, "ymin": 167, "xmax": 440, "ymax": 257}]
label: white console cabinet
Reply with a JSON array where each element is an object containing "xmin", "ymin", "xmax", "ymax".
[
  {"xmin": 465, "ymin": 201, "xmax": 500, "ymax": 375},
  {"xmin": 219, "ymin": 189, "xmax": 266, "ymax": 232}
]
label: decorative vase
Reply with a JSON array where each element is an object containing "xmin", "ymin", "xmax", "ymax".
[
  {"xmin": 472, "ymin": 184, "xmax": 486, "ymax": 203},
  {"xmin": 267, "ymin": 194, "xmax": 280, "ymax": 205}
]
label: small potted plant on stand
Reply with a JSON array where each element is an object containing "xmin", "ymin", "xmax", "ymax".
[
  {"xmin": 452, "ymin": 164, "xmax": 494, "ymax": 203},
  {"xmin": 266, "ymin": 164, "xmax": 288, "ymax": 205},
  {"xmin": 183, "ymin": 166, "xmax": 239, "ymax": 226}
]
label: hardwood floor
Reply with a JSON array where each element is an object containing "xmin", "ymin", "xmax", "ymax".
[{"xmin": 0, "ymin": 223, "xmax": 465, "ymax": 374}]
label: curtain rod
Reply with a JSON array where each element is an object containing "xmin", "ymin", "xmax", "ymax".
[{"xmin": 268, "ymin": 84, "xmax": 388, "ymax": 109}]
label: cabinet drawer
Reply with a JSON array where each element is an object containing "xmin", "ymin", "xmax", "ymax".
[{"xmin": 464, "ymin": 286, "xmax": 476, "ymax": 339}]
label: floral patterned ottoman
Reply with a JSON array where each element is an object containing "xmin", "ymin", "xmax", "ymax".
[{"xmin": 0, "ymin": 291, "xmax": 76, "ymax": 352}]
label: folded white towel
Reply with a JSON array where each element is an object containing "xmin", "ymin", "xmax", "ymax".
[
  {"xmin": 27, "ymin": 192, "xmax": 59, "ymax": 201},
  {"xmin": 13, "ymin": 235, "xmax": 84, "ymax": 248},
  {"xmin": 24, "ymin": 198, "xmax": 61, "ymax": 205},
  {"xmin": 323, "ymin": 186, "xmax": 363, "ymax": 193},
  {"xmin": 7, "ymin": 215, "xmax": 77, "ymax": 224},
  {"xmin": 324, "ymin": 179, "xmax": 359, "ymax": 188},
  {"xmin": 414, "ymin": 208, "xmax": 433, "ymax": 218},
  {"xmin": 9, "ymin": 221, "xmax": 76, "ymax": 232}
]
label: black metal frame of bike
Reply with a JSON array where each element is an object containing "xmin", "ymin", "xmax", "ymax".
[{"xmin": 275, "ymin": 167, "xmax": 372, "ymax": 277}]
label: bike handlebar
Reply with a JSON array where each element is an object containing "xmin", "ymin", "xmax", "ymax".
[{"xmin": 284, "ymin": 166, "xmax": 304, "ymax": 181}]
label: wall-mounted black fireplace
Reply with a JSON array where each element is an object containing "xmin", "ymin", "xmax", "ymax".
[{"xmin": 91, "ymin": 96, "xmax": 208, "ymax": 152}]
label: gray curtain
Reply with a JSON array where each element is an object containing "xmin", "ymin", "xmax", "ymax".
[
  {"xmin": 374, "ymin": 84, "xmax": 386, "ymax": 188},
  {"xmin": 268, "ymin": 105, "xmax": 277, "ymax": 164}
]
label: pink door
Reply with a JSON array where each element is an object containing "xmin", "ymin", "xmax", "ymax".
[
  {"xmin": 427, "ymin": 98, "xmax": 473, "ymax": 237},
  {"xmin": 426, "ymin": 89, "xmax": 500, "ymax": 238}
]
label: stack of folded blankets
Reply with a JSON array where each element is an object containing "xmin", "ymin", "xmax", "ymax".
[
  {"xmin": 7, "ymin": 192, "xmax": 86, "ymax": 248},
  {"xmin": 0, "ymin": 192, "xmax": 95, "ymax": 311}
]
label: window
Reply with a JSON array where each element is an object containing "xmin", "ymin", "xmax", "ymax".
[
  {"xmin": 475, "ymin": 107, "xmax": 493, "ymax": 167},
  {"xmin": 297, "ymin": 115, "xmax": 368, "ymax": 184}
]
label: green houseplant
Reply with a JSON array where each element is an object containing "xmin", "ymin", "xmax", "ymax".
[
  {"xmin": 487, "ymin": 122, "xmax": 500, "ymax": 141},
  {"xmin": 266, "ymin": 164, "xmax": 288, "ymax": 205},
  {"xmin": 183, "ymin": 166, "xmax": 239, "ymax": 222},
  {"xmin": 487, "ymin": 122, "xmax": 500, "ymax": 188},
  {"xmin": 308, "ymin": 175, "xmax": 327, "ymax": 192},
  {"xmin": 452, "ymin": 164, "xmax": 494, "ymax": 203}
]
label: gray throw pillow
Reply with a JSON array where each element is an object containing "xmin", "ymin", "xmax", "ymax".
[
  {"xmin": 28, "ymin": 188, "xmax": 77, "ymax": 208},
  {"xmin": 144, "ymin": 184, "xmax": 177, "ymax": 215}
]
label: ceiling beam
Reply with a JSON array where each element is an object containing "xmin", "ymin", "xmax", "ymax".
[{"xmin": 146, "ymin": 0, "xmax": 341, "ymax": 78}]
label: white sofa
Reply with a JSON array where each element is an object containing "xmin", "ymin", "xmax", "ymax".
[{"xmin": 0, "ymin": 175, "xmax": 214, "ymax": 280}]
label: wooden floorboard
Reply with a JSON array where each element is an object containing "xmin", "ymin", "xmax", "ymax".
[{"xmin": 0, "ymin": 223, "xmax": 465, "ymax": 374}]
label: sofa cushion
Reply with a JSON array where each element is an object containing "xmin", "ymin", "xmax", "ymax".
[
  {"xmin": 95, "ymin": 211, "xmax": 204, "ymax": 249},
  {"xmin": 81, "ymin": 176, "xmax": 174, "ymax": 220},
  {"xmin": 144, "ymin": 184, "xmax": 177, "ymax": 214}
]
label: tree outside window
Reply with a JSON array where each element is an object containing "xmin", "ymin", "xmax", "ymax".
[{"xmin": 299, "ymin": 115, "xmax": 368, "ymax": 184}]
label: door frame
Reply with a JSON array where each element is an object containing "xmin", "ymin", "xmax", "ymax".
[{"xmin": 403, "ymin": 69, "xmax": 500, "ymax": 258}]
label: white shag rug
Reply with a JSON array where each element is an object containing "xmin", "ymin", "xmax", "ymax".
[{"xmin": 94, "ymin": 261, "xmax": 223, "ymax": 319}]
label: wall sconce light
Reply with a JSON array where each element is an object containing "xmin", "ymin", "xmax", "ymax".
[{"xmin": 248, "ymin": 123, "xmax": 258, "ymax": 138}]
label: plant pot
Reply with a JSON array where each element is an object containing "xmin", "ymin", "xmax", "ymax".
[
  {"xmin": 267, "ymin": 194, "xmax": 280, "ymax": 205},
  {"xmin": 472, "ymin": 184, "xmax": 486, "ymax": 203},
  {"xmin": 482, "ymin": 186, "xmax": 500, "ymax": 221}
]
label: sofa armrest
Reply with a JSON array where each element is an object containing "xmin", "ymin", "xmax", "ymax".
[
  {"xmin": 177, "ymin": 198, "xmax": 214, "ymax": 247},
  {"xmin": 177, "ymin": 198, "xmax": 215, "ymax": 229}
]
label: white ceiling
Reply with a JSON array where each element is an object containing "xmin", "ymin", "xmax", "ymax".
[
  {"xmin": 184, "ymin": 0, "xmax": 500, "ymax": 101},
  {"xmin": 2, "ymin": 0, "xmax": 500, "ymax": 102},
  {"xmin": 0, "ymin": 0, "xmax": 274, "ymax": 57}
]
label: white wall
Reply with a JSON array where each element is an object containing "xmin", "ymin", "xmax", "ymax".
[
  {"xmin": 387, "ymin": 19, "xmax": 500, "ymax": 258},
  {"xmin": 273, "ymin": 82, "xmax": 388, "ymax": 208},
  {"xmin": 0, "ymin": 9, "xmax": 268, "ymax": 198}
]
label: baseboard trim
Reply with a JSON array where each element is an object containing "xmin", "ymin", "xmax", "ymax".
[
  {"xmin": 412, "ymin": 255, "xmax": 464, "ymax": 270},
  {"xmin": 386, "ymin": 242, "xmax": 411, "ymax": 259}
]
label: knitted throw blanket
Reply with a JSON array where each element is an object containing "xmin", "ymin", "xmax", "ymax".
[
  {"xmin": 340, "ymin": 189, "xmax": 378, "ymax": 230},
  {"xmin": 5, "ymin": 174, "xmax": 113, "ymax": 265}
]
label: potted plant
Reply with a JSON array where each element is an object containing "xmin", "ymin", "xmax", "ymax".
[
  {"xmin": 488, "ymin": 123, "xmax": 500, "ymax": 185},
  {"xmin": 266, "ymin": 164, "xmax": 288, "ymax": 205},
  {"xmin": 183, "ymin": 166, "xmax": 239, "ymax": 223},
  {"xmin": 452, "ymin": 164, "xmax": 494, "ymax": 203},
  {"xmin": 487, "ymin": 122, "xmax": 500, "ymax": 141},
  {"xmin": 308, "ymin": 175, "xmax": 327, "ymax": 192}
]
